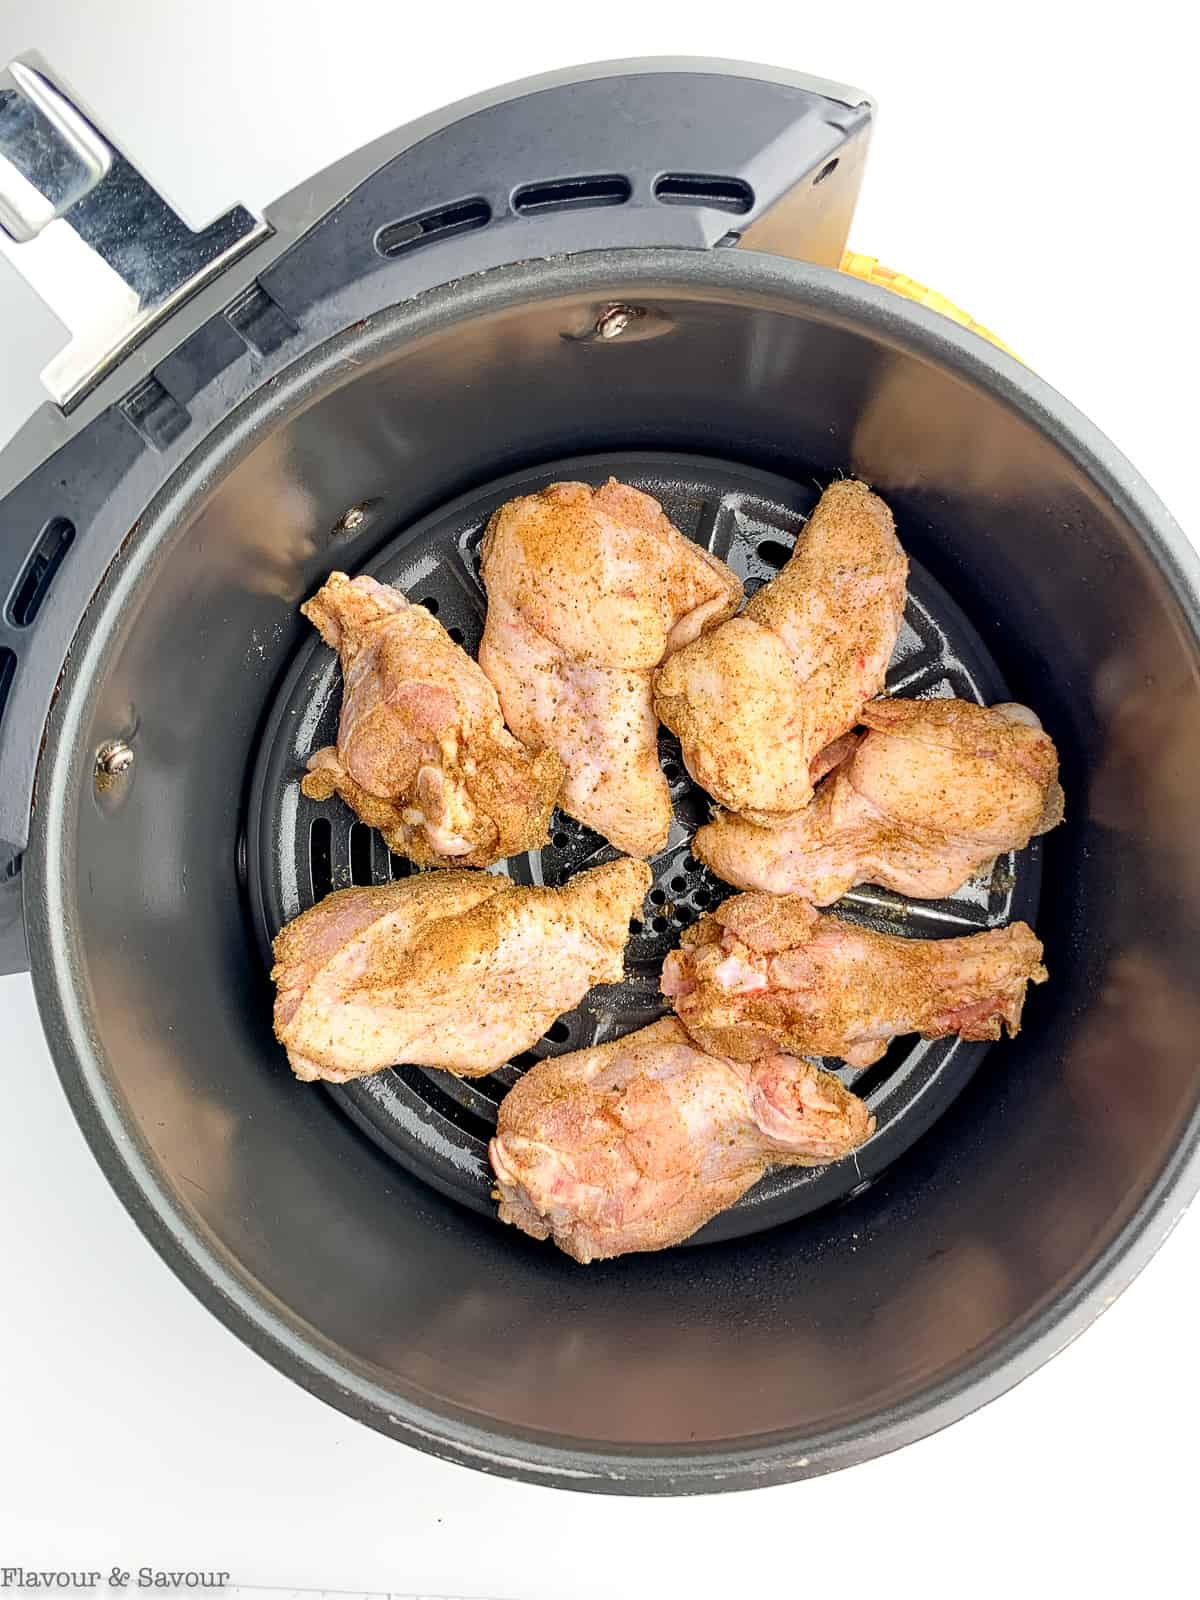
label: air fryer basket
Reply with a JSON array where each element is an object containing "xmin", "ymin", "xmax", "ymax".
[
  {"xmin": 247, "ymin": 451, "xmax": 1041, "ymax": 1241},
  {"xmin": 4, "ymin": 59, "xmax": 1200, "ymax": 1493}
]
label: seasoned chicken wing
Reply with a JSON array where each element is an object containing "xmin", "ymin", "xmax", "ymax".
[
  {"xmin": 272, "ymin": 857, "xmax": 651, "ymax": 1082},
  {"xmin": 695, "ymin": 697, "xmax": 1064, "ymax": 902},
  {"xmin": 654, "ymin": 481, "xmax": 908, "ymax": 824},
  {"xmin": 663, "ymin": 892, "xmax": 1046, "ymax": 1067},
  {"xmin": 478, "ymin": 480, "xmax": 742, "ymax": 857},
  {"xmin": 300, "ymin": 572, "xmax": 563, "ymax": 868},
  {"xmin": 490, "ymin": 1018, "xmax": 873, "ymax": 1262}
]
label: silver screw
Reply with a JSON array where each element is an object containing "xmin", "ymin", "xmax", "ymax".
[
  {"xmin": 95, "ymin": 739, "xmax": 134, "ymax": 786},
  {"xmin": 335, "ymin": 504, "xmax": 367, "ymax": 534},
  {"xmin": 594, "ymin": 304, "xmax": 639, "ymax": 340}
]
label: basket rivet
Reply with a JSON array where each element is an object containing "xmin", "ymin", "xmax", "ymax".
[
  {"xmin": 335, "ymin": 504, "xmax": 367, "ymax": 534},
  {"xmin": 594, "ymin": 304, "xmax": 639, "ymax": 340},
  {"xmin": 95, "ymin": 738, "xmax": 134, "ymax": 787}
]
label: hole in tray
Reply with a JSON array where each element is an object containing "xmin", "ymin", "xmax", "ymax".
[
  {"xmin": 8, "ymin": 517, "xmax": 75, "ymax": 628},
  {"xmin": 654, "ymin": 174, "xmax": 754, "ymax": 214},
  {"xmin": 757, "ymin": 537, "xmax": 793, "ymax": 570},
  {"xmin": 651, "ymin": 916, "xmax": 669, "ymax": 932},
  {"xmin": 513, "ymin": 175, "xmax": 631, "ymax": 215},
  {"xmin": 310, "ymin": 816, "xmax": 333, "ymax": 901},
  {"xmin": 670, "ymin": 875, "xmax": 686, "ymax": 892},
  {"xmin": 552, "ymin": 831, "xmax": 570, "ymax": 849},
  {"xmin": 844, "ymin": 1049, "xmax": 895, "ymax": 1100},
  {"xmin": 813, "ymin": 158, "xmax": 839, "ymax": 186},
  {"xmin": 447, "ymin": 625, "xmax": 464, "ymax": 644},
  {"xmin": 417, "ymin": 595, "xmax": 439, "ymax": 615},
  {"xmin": 649, "ymin": 888, "xmax": 666, "ymax": 905},
  {"xmin": 349, "ymin": 822, "xmax": 373, "ymax": 886},
  {"xmin": 388, "ymin": 852, "xmax": 412, "ymax": 880},
  {"xmin": 405, "ymin": 1066, "xmax": 494, "ymax": 1139},
  {"xmin": 544, "ymin": 1020, "xmax": 571, "ymax": 1044}
]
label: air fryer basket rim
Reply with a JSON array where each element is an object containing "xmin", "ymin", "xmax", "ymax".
[{"xmin": 26, "ymin": 247, "xmax": 1200, "ymax": 1493}]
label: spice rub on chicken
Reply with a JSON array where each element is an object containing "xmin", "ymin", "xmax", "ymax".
[
  {"xmin": 301, "ymin": 572, "xmax": 563, "ymax": 869},
  {"xmin": 695, "ymin": 697, "xmax": 1063, "ymax": 902},
  {"xmin": 490, "ymin": 1018, "xmax": 873, "ymax": 1262},
  {"xmin": 478, "ymin": 480, "xmax": 741, "ymax": 857},
  {"xmin": 273, "ymin": 858, "xmax": 651, "ymax": 1082},
  {"xmin": 654, "ymin": 480, "xmax": 907, "ymax": 825},
  {"xmin": 663, "ymin": 892, "xmax": 1046, "ymax": 1067}
]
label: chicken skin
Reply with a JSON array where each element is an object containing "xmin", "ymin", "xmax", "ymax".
[
  {"xmin": 662, "ymin": 892, "xmax": 1046, "ymax": 1067},
  {"xmin": 490, "ymin": 1018, "xmax": 873, "ymax": 1262},
  {"xmin": 654, "ymin": 480, "xmax": 908, "ymax": 824},
  {"xmin": 477, "ymin": 480, "xmax": 742, "ymax": 857},
  {"xmin": 272, "ymin": 858, "xmax": 651, "ymax": 1082},
  {"xmin": 695, "ymin": 697, "xmax": 1064, "ymax": 903},
  {"xmin": 300, "ymin": 572, "xmax": 564, "ymax": 868}
]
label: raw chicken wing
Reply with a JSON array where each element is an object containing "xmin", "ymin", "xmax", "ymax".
[
  {"xmin": 695, "ymin": 697, "xmax": 1063, "ymax": 902},
  {"xmin": 300, "ymin": 572, "xmax": 563, "ymax": 868},
  {"xmin": 654, "ymin": 480, "xmax": 907, "ymax": 824},
  {"xmin": 663, "ymin": 892, "xmax": 1046, "ymax": 1066},
  {"xmin": 490, "ymin": 1018, "xmax": 873, "ymax": 1262},
  {"xmin": 272, "ymin": 857, "xmax": 651, "ymax": 1081},
  {"xmin": 478, "ymin": 480, "xmax": 741, "ymax": 857}
]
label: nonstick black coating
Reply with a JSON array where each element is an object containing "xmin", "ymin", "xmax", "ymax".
[
  {"xmin": 25, "ymin": 250, "xmax": 1200, "ymax": 1491},
  {"xmin": 247, "ymin": 452, "xmax": 1040, "ymax": 1241}
]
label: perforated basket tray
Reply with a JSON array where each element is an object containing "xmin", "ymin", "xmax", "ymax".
[{"xmin": 246, "ymin": 452, "xmax": 1040, "ymax": 1246}]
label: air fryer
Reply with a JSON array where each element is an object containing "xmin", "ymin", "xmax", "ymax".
[{"xmin": 0, "ymin": 53, "xmax": 1197, "ymax": 1493}]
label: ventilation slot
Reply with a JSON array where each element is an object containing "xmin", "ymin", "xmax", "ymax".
[
  {"xmin": 349, "ymin": 822, "xmax": 374, "ymax": 886},
  {"xmin": 0, "ymin": 648, "xmax": 14, "ymax": 731},
  {"xmin": 654, "ymin": 174, "xmax": 753, "ymax": 214},
  {"xmin": 8, "ymin": 518, "xmax": 75, "ymax": 627},
  {"xmin": 513, "ymin": 175, "xmax": 631, "ymax": 215},
  {"xmin": 309, "ymin": 816, "xmax": 333, "ymax": 900},
  {"xmin": 376, "ymin": 198, "xmax": 491, "ymax": 258}
]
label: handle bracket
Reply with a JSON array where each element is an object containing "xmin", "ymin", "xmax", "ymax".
[{"xmin": 0, "ymin": 54, "xmax": 269, "ymax": 409}]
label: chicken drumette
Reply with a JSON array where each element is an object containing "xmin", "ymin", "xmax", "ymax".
[
  {"xmin": 663, "ymin": 892, "xmax": 1046, "ymax": 1067},
  {"xmin": 490, "ymin": 1018, "xmax": 873, "ymax": 1262},
  {"xmin": 478, "ymin": 480, "xmax": 742, "ymax": 857},
  {"xmin": 300, "ymin": 572, "xmax": 564, "ymax": 868},
  {"xmin": 654, "ymin": 480, "xmax": 908, "ymax": 824},
  {"xmin": 272, "ymin": 858, "xmax": 651, "ymax": 1082},
  {"xmin": 695, "ymin": 697, "xmax": 1063, "ymax": 902}
]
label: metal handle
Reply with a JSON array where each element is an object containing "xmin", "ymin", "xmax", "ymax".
[{"xmin": 0, "ymin": 52, "xmax": 269, "ymax": 408}]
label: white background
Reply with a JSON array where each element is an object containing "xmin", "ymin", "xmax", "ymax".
[{"xmin": 1, "ymin": 1, "xmax": 1198, "ymax": 1594}]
